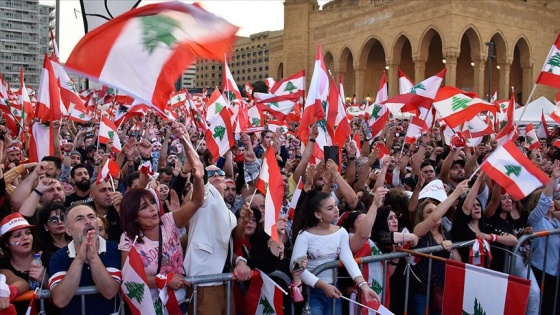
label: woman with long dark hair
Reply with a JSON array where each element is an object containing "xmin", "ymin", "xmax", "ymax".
[
  {"xmin": 290, "ymin": 191, "xmax": 379, "ymax": 315},
  {"xmin": 118, "ymin": 143, "xmax": 204, "ymax": 313},
  {"xmin": 37, "ymin": 204, "xmax": 71, "ymax": 263}
]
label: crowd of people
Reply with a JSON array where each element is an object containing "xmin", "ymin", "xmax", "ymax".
[{"xmin": 0, "ymin": 111, "xmax": 559, "ymax": 315}]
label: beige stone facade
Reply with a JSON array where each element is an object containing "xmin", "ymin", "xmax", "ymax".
[
  {"xmin": 270, "ymin": 0, "xmax": 560, "ymax": 104},
  {"xmin": 194, "ymin": 30, "xmax": 282, "ymax": 89}
]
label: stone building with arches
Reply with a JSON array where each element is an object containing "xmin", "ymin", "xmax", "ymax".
[{"xmin": 269, "ymin": 0, "xmax": 560, "ymax": 104}]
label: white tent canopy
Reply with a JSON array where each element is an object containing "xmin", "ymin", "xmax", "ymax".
[{"xmin": 514, "ymin": 96, "xmax": 558, "ymax": 125}]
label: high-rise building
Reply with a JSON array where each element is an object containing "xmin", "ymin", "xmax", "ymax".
[
  {"xmin": 181, "ymin": 64, "xmax": 197, "ymax": 90},
  {"xmin": 0, "ymin": 0, "xmax": 55, "ymax": 89},
  {"xmin": 194, "ymin": 30, "xmax": 282, "ymax": 89}
]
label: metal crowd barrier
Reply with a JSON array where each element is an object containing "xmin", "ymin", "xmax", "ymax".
[
  {"xmin": 310, "ymin": 240, "xmax": 476, "ymax": 315},
  {"xmin": 13, "ymin": 270, "xmax": 296, "ymax": 315},
  {"xmin": 508, "ymin": 228, "xmax": 560, "ymax": 315}
]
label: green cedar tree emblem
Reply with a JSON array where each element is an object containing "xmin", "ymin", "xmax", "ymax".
[
  {"xmin": 140, "ymin": 15, "xmax": 180, "ymax": 55},
  {"xmin": 12, "ymin": 109, "xmax": 17, "ymax": 116},
  {"xmin": 214, "ymin": 102, "xmax": 224, "ymax": 114},
  {"xmin": 67, "ymin": 80, "xmax": 78, "ymax": 93},
  {"xmin": 410, "ymin": 83, "xmax": 426, "ymax": 94},
  {"xmin": 500, "ymin": 120, "xmax": 507, "ymax": 130},
  {"xmin": 78, "ymin": 113, "xmax": 85, "ymax": 119},
  {"xmin": 269, "ymin": 102, "xmax": 279, "ymax": 108},
  {"xmin": 462, "ymin": 297, "xmax": 487, "ymax": 315},
  {"xmin": 322, "ymin": 100, "xmax": 328, "ymax": 112},
  {"xmin": 259, "ymin": 296, "xmax": 275, "ymax": 315},
  {"xmin": 284, "ymin": 81, "xmax": 297, "ymax": 93},
  {"xmin": 371, "ymin": 246, "xmax": 382, "ymax": 256},
  {"xmin": 371, "ymin": 104, "xmax": 382, "ymax": 119},
  {"xmin": 370, "ymin": 278, "xmax": 382, "ymax": 294},
  {"xmin": 546, "ymin": 52, "xmax": 560, "ymax": 73},
  {"xmin": 108, "ymin": 130, "xmax": 115, "ymax": 140},
  {"xmin": 526, "ymin": 135, "xmax": 534, "ymax": 144},
  {"xmin": 504, "ymin": 164, "xmax": 521, "ymax": 177},
  {"xmin": 251, "ymin": 118, "xmax": 261, "ymax": 126},
  {"xmin": 317, "ymin": 118, "xmax": 327, "ymax": 132},
  {"xmin": 154, "ymin": 298, "xmax": 163, "ymax": 315},
  {"xmin": 107, "ymin": 87, "xmax": 114, "ymax": 95},
  {"xmin": 124, "ymin": 281, "xmax": 145, "ymax": 304},
  {"xmin": 213, "ymin": 125, "xmax": 226, "ymax": 140},
  {"xmin": 225, "ymin": 91, "xmax": 236, "ymax": 102},
  {"xmin": 451, "ymin": 96, "xmax": 470, "ymax": 112}
]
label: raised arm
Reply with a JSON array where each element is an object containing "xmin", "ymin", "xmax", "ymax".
[
  {"xmin": 462, "ymin": 173, "xmax": 485, "ymax": 216},
  {"xmin": 414, "ymin": 180, "xmax": 469, "ymax": 237},
  {"xmin": 11, "ymin": 161, "xmax": 48, "ymax": 213},
  {"xmin": 326, "ymin": 159, "xmax": 358, "ymax": 209},
  {"xmin": 349, "ymin": 187, "xmax": 386, "ymax": 253},
  {"xmin": 440, "ymin": 148, "xmax": 460, "ymax": 185},
  {"xmin": 293, "ymin": 124, "xmax": 318, "ymax": 184}
]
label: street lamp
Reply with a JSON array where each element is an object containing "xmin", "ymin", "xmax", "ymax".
[{"xmin": 485, "ymin": 41, "xmax": 495, "ymax": 102}]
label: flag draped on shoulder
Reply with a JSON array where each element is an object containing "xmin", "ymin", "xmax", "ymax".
[
  {"xmin": 481, "ymin": 140, "xmax": 549, "ymax": 200},
  {"xmin": 442, "ymin": 260, "xmax": 530, "ymax": 315},
  {"xmin": 121, "ymin": 247, "xmax": 155, "ymax": 315},
  {"xmin": 255, "ymin": 147, "xmax": 284, "ymax": 243},
  {"xmin": 246, "ymin": 270, "xmax": 286, "ymax": 315},
  {"xmin": 65, "ymin": 2, "xmax": 239, "ymax": 113},
  {"xmin": 536, "ymin": 33, "xmax": 560, "ymax": 89}
]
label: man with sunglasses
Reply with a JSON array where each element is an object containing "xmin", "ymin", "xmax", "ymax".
[{"xmin": 206, "ymin": 165, "xmax": 226, "ymax": 195}]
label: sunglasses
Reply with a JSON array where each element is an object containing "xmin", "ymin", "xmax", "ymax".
[
  {"xmin": 207, "ymin": 169, "xmax": 225, "ymax": 177},
  {"xmin": 47, "ymin": 216, "xmax": 64, "ymax": 225}
]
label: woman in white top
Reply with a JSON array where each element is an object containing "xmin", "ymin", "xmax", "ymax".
[{"xmin": 291, "ymin": 191, "xmax": 379, "ymax": 315}]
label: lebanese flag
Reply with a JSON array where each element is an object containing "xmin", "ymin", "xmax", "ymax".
[
  {"xmin": 255, "ymin": 146, "xmax": 284, "ymax": 243},
  {"xmin": 442, "ymin": 260, "xmax": 530, "ymax": 315},
  {"xmin": 245, "ymin": 82, "xmax": 254, "ymax": 102},
  {"xmin": 65, "ymin": 2, "xmax": 238, "ymax": 113},
  {"xmin": 433, "ymin": 87, "xmax": 497, "ymax": 129},
  {"xmin": 481, "ymin": 140, "xmax": 549, "ymax": 200},
  {"xmin": 267, "ymin": 120, "xmax": 288, "ymax": 135},
  {"xmin": 18, "ymin": 69, "xmax": 33, "ymax": 126},
  {"xmin": 96, "ymin": 159, "xmax": 121, "ymax": 184},
  {"xmin": 169, "ymin": 89, "xmax": 187, "ymax": 109},
  {"xmin": 535, "ymin": 33, "xmax": 560, "ymax": 89},
  {"xmin": 270, "ymin": 70, "xmax": 306, "ymax": 101},
  {"xmin": 205, "ymin": 107, "xmax": 234, "ymax": 161},
  {"xmin": 205, "ymin": 88, "xmax": 229, "ymax": 124},
  {"xmin": 49, "ymin": 28, "xmax": 59, "ymax": 59},
  {"xmin": 384, "ymin": 68, "xmax": 446, "ymax": 116},
  {"xmin": 245, "ymin": 270, "xmax": 286, "ymax": 315},
  {"xmin": 398, "ymin": 69, "xmax": 414, "ymax": 94},
  {"xmin": 50, "ymin": 55, "xmax": 85, "ymax": 113},
  {"xmin": 375, "ymin": 142, "xmax": 391, "ymax": 161},
  {"xmin": 327, "ymin": 75, "xmax": 351, "ymax": 148},
  {"xmin": 524, "ymin": 123, "xmax": 541, "ymax": 151},
  {"xmin": 537, "ymin": 109, "xmax": 550, "ymax": 138},
  {"xmin": 223, "ymin": 59, "xmax": 242, "ymax": 102},
  {"xmin": 99, "ymin": 115, "xmax": 122, "ymax": 153},
  {"xmin": 155, "ymin": 274, "xmax": 182, "ymax": 315},
  {"xmin": 247, "ymin": 104, "xmax": 264, "ymax": 129},
  {"xmin": 368, "ymin": 73, "xmax": 389, "ymax": 140},
  {"xmin": 114, "ymin": 101, "xmax": 149, "ymax": 128},
  {"xmin": 298, "ymin": 45, "xmax": 328, "ymax": 143},
  {"xmin": 254, "ymin": 93, "xmax": 298, "ymax": 120},
  {"xmin": 550, "ymin": 93, "xmax": 560, "ymax": 124},
  {"xmin": 67, "ymin": 102, "xmax": 92, "ymax": 124},
  {"xmin": 121, "ymin": 247, "xmax": 155, "ymax": 315},
  {"xmin": 28, "ymin": 122, "xmax": 54, "ymax": 163},
  {"xmin": 352, "ymin": 132, "xmax": 362, "ymax": 158},
  {"xmin": 404, "ymin": 116, "xmax": 428, "ymax": 144},
  {"xmin": 287, "ymin": 177, "xmax": 303, "ymax": 221},
  {"xmin": 36, "ymin": 54, "xmax": 63, "ymax": 123},
  {"xmin": 495, "ymin": 93, "xmax": 516, "ymax": 144},
  {"xmin": 265, "ymin": 77, "xmax": 275, "ymax": 93}
]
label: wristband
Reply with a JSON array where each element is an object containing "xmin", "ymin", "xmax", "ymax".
[
  {"xmin": 348, "ymin": 157, "xmax": 356, "ymax": 161},
  {"xmin": 490, "ymin": 234, "xmax": 498, "ymax": 242},
  {"xmin": 309, "ymin": 138, "xmax": 316, "ymax": 142},
  {"xmin": 33, "ymin": 188, "xmax": 43, "ymax": 196},
  {"xmin": 235, "ymin": 256, "xmax": 247, "ymax": 265},
  {"xmin": 358, "ymin": 281, "xmax": 368, "ymax": 290}
]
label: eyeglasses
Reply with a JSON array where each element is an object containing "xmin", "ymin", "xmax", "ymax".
[
  {"xmin": 207, "ymin": 169, "xmax": 225, "ymax": 177},
  {"xmin": 47, "ymin": 216, "xmax": 63, "ymax": 225}
]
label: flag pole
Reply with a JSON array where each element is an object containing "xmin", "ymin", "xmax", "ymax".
[
  {"xmin": 339, "ymin": 295, "xmax": 381, "ymax": 313},
  {"xmin": 515, "ymin": 84, "xmax": 538, "ymax": 125},
  {"xmin": 109, "ymin": 174, "xmax": 116, "ymax": 191}
]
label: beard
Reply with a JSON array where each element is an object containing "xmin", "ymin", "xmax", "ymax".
[{"xmin": 76, "ymin": 179, "xmax": 91, "ymax": 192}]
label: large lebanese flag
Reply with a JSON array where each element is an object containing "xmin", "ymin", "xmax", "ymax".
[
  {"xmin": 36, "ymin": 54, "xmax": 63, "ymax": 123},
  {"xmin": 205, "ymin": 107, "xmax": 234, "ymax": 162},
  {"xmin": 205, "ymin": 88, "xmax": 229, "ymax": 124},
  {"xmin": 121, "ymin": 247, "xmax": 155, "ymax": 315},
  {"xmin": 255, "ymin": 146, "xmax": 284, "ymax": 243},
  {"xmin": 433, "ymin": 86, "xmax": 497, "ymax": 129},
  {"xmin": 535, "ymin": 33, "xmax": 560, "ymax": 89},
  {"xmin": 327, "ymin": 75, "xmax": 351, "ymax": 148},
  {"xmin": 28, "ymin": 122, "xmax": 54, "ymax": 163},
  {"xmin": 298, "ymin": 45, "xmax": 328, "ymax": 143},
  {"xmin": 398, "ymin": 69, "xmax": 414, "ymax": 94},
  {"xmin": 245, "ymin": 270, "xmax": 285, "ymax": 315},
  {"xmin": 442, "ymin": 260, "xmax": 530, "ymax": 315},
  {"xmin": 270, "ymin": 70, "xmax": 306, "ymax": 100},
  {"xmin": 383, "ymin": 68, "xmax": 446, "ymax": 116},
  {"xmin": 254, "ymin": 93, "xmax": 298, "ymax": 120},
  {"xmin": 50, "ymin": 55, "xmax": 85, "ymax": 114},
  {"xmin": 99, "ymin": 115, "xmax": 122, "ymax": 153},
  {"xmin": 65, "ymin": 2, "xmax": 238, "ymax": 113},
  {"xmin": 368, "ymin": 72, "xmax": 389, "ymax": 140},
  {"xmin": 481, "ymin": 140, "xmax": 549, "ymax": 200}
]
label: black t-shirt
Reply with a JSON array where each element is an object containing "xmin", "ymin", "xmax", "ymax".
[{"xmin": 65, "ymin": 193, "xmax": 93, "ymax": 207}]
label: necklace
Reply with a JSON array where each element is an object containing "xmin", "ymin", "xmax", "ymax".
[{"xmin": 143, "ymin": 225, "xmax": 159, "ymax": 233}]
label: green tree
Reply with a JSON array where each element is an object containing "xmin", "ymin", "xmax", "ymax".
[
  {"xmin": 451, "ymin": 96, "xmax": 470, "ymax": 112},
  {"xmin": 79, "ymin": 113, "xmax": 86, "ymax": 119},
  {"xmin": 214, "ymin": 102, "xmax": 224, "ymax": 114},
  {"xmin": 371, "ymin": 104, "xmax": 382, "ymax": 119},
  {"xmin": 108, "ymin": 130, "xmax": 115, "ymax": 140},
  {"xmin": 546, "ymin": 52, "xmax": 560, "ymax": 73},
  {"xmin": 124, "ymin": 281, "xmax": 145, "ymax": 304},
  {"xmin": 259, "ymin": 296, "xmax": 275, "ymax": 315},
  {"xmin": 284, "ymin": 81, "xmax": 297, "ymax": 93},
  {"xmin": 140, "ymin": 15, "xmax": 179, "ymax": 54},
  {"xmin": 251, "ymin": 118, "xmax": 261, "ymax": 126},
  {"xmin": 526, "ymin": 135, "xmax": 534, "ymax": 144},
  {"xmin": 268, "ymin": 102, "xmax": 279, "ymax": 108},
  {"xmin": 370, "ymin": 279, "xmax": 382, "ymax": 294},
  {"xmin": 504, "ymin": 164, "xmax": 521, "ymax": 177},
  {"xmin": 410, "ymin": 83, "xmax": 426, "ymax": 94},
  {"xmin": 213, "ymin": 125, "xmax": 226, "ymax": 140}
]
